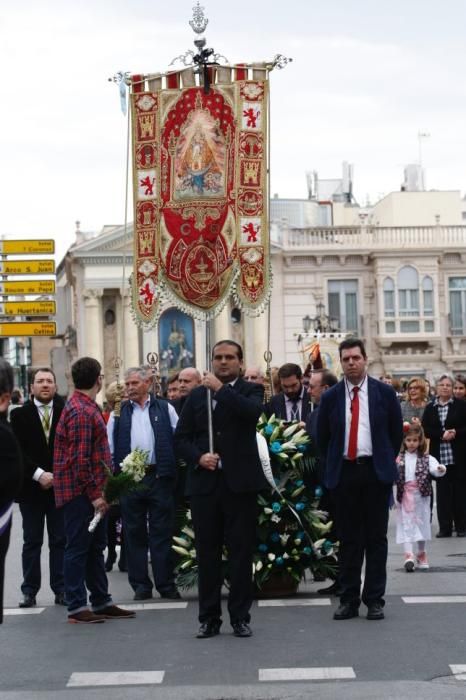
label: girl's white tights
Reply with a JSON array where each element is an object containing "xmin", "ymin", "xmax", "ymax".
[{"xmin": 404, "ymin": 541, "xmax": 426, "ymax": 554}]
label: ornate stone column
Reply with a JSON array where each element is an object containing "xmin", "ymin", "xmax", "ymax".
[
  {"xmin": 213, "ymin": 306, "xmax": 231, "ymax": 345},
  {"xmin": 122, "ymin": 291, "xmax": 140, "ymax": 369},
  {"xmin": 244, "ymin": 312, "xmax": 268, "ymax": 370},
  {"xmin": 83, "ymin": 289, "xmax": 104, "ymax": 364}
]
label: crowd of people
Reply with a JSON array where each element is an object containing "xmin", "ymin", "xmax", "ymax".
[{"xmin": 1, "ymin": 341, "xmax": 466, "ymax": 634}]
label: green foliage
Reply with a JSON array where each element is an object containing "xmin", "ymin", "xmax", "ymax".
[{"xmin": 173, "ymin": 416, "xmax": 338, "ymax": 591}]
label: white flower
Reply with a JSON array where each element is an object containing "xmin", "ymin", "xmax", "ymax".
[
  {"xmin": 268, "ymin": 553, "xmax": 276, "ymax": 561},
  {"xmin": 255, "ymin": 560, "xmax": 263, "ymax": 571},
  {"xmin": 271, "ymin": 514, "xmax": 281, "ymax": 523},
  {"xmin": 264, "ymin": 507, "xmax": 273, "ymax": 514},
  {"xmin": 283, "ymin": 553, "xmax": 290, "ymax": 559},
  {"xmin": 280, "ymin": 534, "xmax": 290, "ymax": 545},
  {"xmin": 120, "ymin": 447, "xmax": 149, "ymax": 482}
]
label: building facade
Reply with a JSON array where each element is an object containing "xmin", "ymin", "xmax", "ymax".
[{"xmin": 47, "ymin": 184, "xmax": 466, "ymax": 396}]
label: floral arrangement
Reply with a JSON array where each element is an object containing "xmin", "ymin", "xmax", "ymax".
[
  {"xmin": 254, "ymin": 413, "xmax": 337, "ymax": 588},
  {"xmin": 172, "ymin": 414, "xmax": 338, "ymax": 591},
  {"xmin": 88, "ymin": 448, "xmax": 149, "ymax": 532}
]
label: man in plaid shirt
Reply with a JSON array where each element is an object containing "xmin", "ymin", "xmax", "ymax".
[{"xmin": 54, "ymin": 356, "xmax": 135, "ymax": 624}]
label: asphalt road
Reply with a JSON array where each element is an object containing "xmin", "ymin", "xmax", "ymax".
[{"xmin": 2, "ymin": 502, "xmax": 466, "ymax": 700}]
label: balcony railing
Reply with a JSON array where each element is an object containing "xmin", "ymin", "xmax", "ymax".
[{"xmin": 271, "ymin": 224, "xmax": 466, "ymax": 250}]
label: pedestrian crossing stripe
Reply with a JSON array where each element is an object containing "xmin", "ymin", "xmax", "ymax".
[
  {"xmin": 124, "ymin": 602, "xmax": 188, "ymax": 611},
  {"xmin": 403, "ymin": 596, "xmax": 466, "ymax": 603},
  {"xmin": 259, "ymin": 667, "xmax": 356, "ymax": 681},
  {"xmin": 450, "ymin": 665, "xmax": 466, "ymax": 680},
  {"xmin": 4, "ymin": 608, "xmax": 45, "ymax": 615},
  {"xmin": 258, "ymin": 598, "xmax": 331, "ymax": 607},
  {"xmin": 66, "ymin": 671, "xmax": 165, "ymax": 687}
]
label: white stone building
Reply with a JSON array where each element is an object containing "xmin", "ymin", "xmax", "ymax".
[{"xmin": 52, "ymin": 179, "xmax": 466, "ymax": 392}]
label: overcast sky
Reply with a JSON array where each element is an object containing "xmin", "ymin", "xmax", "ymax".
[{"xmin": 1, "ymin": 0, "xmax": 465, "ymax": 262}]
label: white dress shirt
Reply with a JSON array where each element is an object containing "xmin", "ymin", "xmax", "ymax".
[
  {"xmin": 343, "ymin": 376, "xmax": 373, "ymax": 458},
  {"xmin": 32, "ymin": 398, "xmax": 53, "ymax": 482},
  {"xmin": 107, "ymin": 399, "xmax": 178, "ymax": 465},
  {"xmin": 284, "ymin": 388, "xmax": 306, "ymax": 422}
]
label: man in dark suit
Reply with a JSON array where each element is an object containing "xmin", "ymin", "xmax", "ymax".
[
  {"xmin": 317, "ymin": 338, "xmax": 403, "ymax": 621},
  {"xmin": 0, "ymin": 359, "xmax": 23, "ymax": 624},
  {"xmin": 10, "ymin": 367, "xmax": 66, "ymax": 607},
  {"xmin": 174, "ymin": 340, "xmax": 267, "ymax": 639},
  {"xmin": 422, "ymin": 375, "xmax": 466, "ymax": 537},
  {"xmin": 265, "ymin": 363, "xmax": 311, "ymax": 423}
]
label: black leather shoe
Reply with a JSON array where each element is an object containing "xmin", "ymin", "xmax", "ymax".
[
  {"xmin": 159, "ymin": 589, "xmax": 182, "ymax": 600},
  {"xmin": 436, "ymin": 531, "xmax": 452, "ymax": 538},
  {"xmin": 19, "ymin": 594, "xmax": 36, "ymax": 608},
  {"xmin": 317, "ymin": 581, "xmax": 343, "ymax": 596},
  {"xmin": 366, "ymin": 602, "xmax": 385, "ymax": 620},
  {"xmin": 333, "ymin": 603, "xmax": 359, "ymax": 620},
  {"xmin": 457, "ymin": 531, "xmax": 466, "ymax": 537},
  {"xmin": 133, "ymin": 590, "xmax": 152, "ymax": 601},
  {"xmin": 232, "ymin": 621, "xmax": 252, "ymax": 637},
  {"xmin": 196, "ymin": 620, "xmax": 221, "ymax": 638},
  {"xmin": 54, "ymin": 592, "xmax": 66, "ymax": 606}
]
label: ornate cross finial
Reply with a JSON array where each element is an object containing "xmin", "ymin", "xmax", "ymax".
[{"xmin": 189, "ymin": 2, "xmax": 208, "ymax": 35}]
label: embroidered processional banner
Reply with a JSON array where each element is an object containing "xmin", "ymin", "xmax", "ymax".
[{"xmin": 130, "ymin": 66, "xmax": 270, "ymax": 325}]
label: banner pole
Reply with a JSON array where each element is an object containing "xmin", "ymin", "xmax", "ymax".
[{"xmin": 206, "ymin": 319, "xmax": 214, "ymax": 453}]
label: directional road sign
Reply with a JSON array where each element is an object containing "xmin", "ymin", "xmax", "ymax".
[
  {"xmin": 0, "ymin": 280, "xmax": 56, "ymax": 295},
  {"xmin": 0, "ymin": 301, "xmax": 56, "ymax": 317},
  {"xmin": 0, "ymin": 260, "xmax": 55, "ymax": 275},
  {"xmin": 0, "ymin": 322, "xmax": 57, "ymax": 337},
  {"xmin": 0, "ymin": 240, "xmax": 55, "ymax": 255}
]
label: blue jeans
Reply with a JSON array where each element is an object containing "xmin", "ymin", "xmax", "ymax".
[
  {"xmin": 62, "ymin": 495, "xmax": 112, "ymax": 614},
  {"xmin": 120, "ymin": 473, "xmax": 176, "ymax": 594},
  {"xmin": 19, "ymin": 492, "xmax": 65, "ymax": 596}
]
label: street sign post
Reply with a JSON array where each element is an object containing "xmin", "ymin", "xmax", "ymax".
[
  {"xmin": 0, "ymin": 322, "xmax": 57, "ymax": 337},
  {"xmin": 0, "ymin": 301, "xmax": 56, "ymax": 317}
]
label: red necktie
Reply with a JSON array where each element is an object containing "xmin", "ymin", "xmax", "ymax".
[{"xmin": 347, "ymin": 386, "xmax": 360, "ymax": 460}]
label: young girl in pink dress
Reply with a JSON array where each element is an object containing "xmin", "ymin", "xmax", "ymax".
[{"xmin": 396, "ymin": 424, "xmax": 446, "ymax": 571}]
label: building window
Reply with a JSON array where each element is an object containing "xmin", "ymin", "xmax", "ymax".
[
  {"xmin": 449, "ymin": 277, "xmax": 466, "ymax": 335},
  {"xmin": 328, "ymin": 280, "xmax": 358, "ymax": 333},
  {"xmin": 383, "ymin": 277, "xmax": 395, "ymax": 317},
  {"xmin": 422, "ymin": 276, "xmax": 434, "ymax": 316},
  {"xmin": 398, "ymin": 266, "xmax": 419, "ymax": 317}
]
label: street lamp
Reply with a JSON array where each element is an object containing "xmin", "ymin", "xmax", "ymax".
[{"xmin": 303, "ymin": 303, "xmax": 338, "ymax": 334}]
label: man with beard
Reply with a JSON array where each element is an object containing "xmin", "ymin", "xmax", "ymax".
[
  {"xmin": 265, "ymin": 363, "xmax": 311, "ymax": 423},
  {"xmin": 11, "ymin": 368, "xmax": 66, "ymax": 608}
]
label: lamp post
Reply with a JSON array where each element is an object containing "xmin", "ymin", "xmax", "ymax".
[{"xmin": 312, "ymin": 302, "xmax": 338, "ymax": 333}]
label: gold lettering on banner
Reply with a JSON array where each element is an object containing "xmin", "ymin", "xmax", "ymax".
[
  {"xmin": 182, "ymin": 206, "xmax": 220, "ymax": 231},
  {"xmin": 139, "ymin": 114, "xmax": 155, "ymax": 138}
]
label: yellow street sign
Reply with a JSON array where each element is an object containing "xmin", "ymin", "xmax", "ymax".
[
  {"xmin": 0, "ymin": 301, "xmax": 56, "ymax": 317},
  {"xmin": 0, "ymin": 280, "xmax": 56, "ymax": 295},
  {"xmin": 0, "ymin": 322, "xmax": 57, "ymax": 337},
  {"xmin": 0, "ymin": 239, "xmax": 55, "ymax": 255},
  {"xmin": 0, "ymin": 260, "xmax": 55, "ymax": 275}
]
